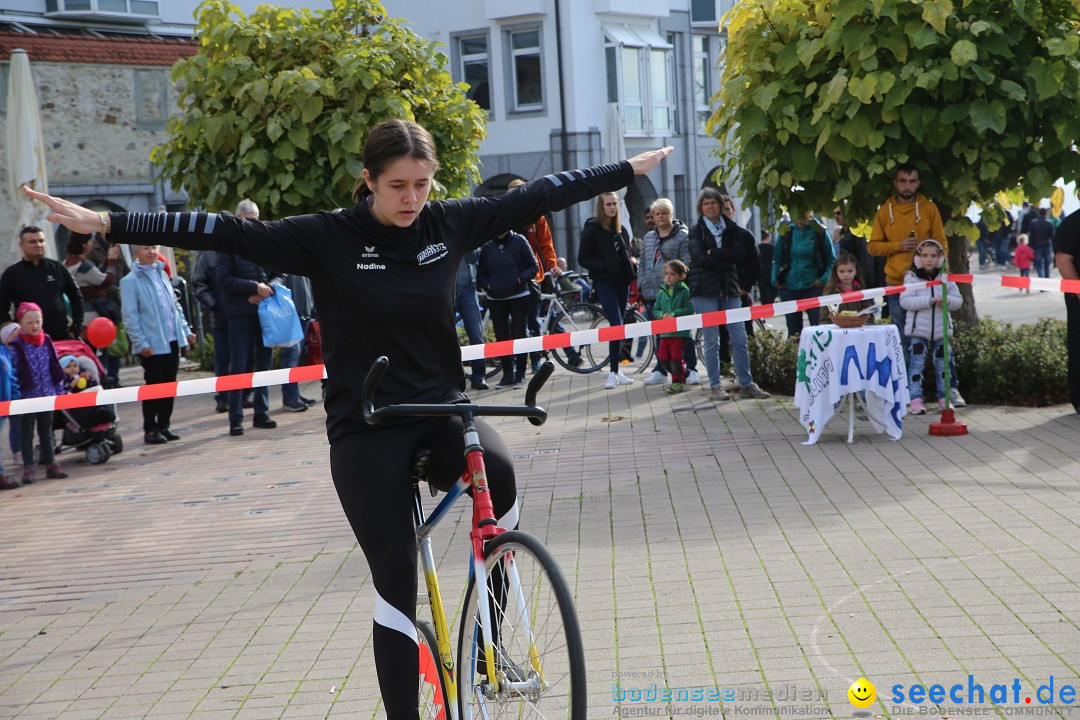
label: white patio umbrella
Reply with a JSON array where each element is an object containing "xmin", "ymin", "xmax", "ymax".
[
  {"xmin": 6, "ymin": 49, "xmax": 55, "ymax": 259},
  {"xmin": 604, "ymin": 102, "xmax": 632, "ymax": 226}
]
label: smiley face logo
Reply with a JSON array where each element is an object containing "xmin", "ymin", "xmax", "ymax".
[{"xmin": 848, "ymin": 678, "xmax": 876, "ymax": 708}]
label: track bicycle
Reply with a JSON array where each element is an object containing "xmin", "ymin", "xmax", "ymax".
[
  {"xmin": 457, "ymin": 283, "xmax": 610, "ymax": 379},
  {"xmin": 362, "ymin": 357, "xmax": 587, "ymax": 720}
]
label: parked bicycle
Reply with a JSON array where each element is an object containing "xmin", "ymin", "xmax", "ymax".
[{"xmin": 363, "ymin": 357, "xmax": 586, "ymax": 720}]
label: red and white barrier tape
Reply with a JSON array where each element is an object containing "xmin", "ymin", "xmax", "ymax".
[{"xmin": 1, "ymin": 274, "xmax": 1076, "ymax": 418}]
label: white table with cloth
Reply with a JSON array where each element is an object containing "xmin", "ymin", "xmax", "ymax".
[{"xmin": 793, "ymin": 324, "xmax": 910, "ymax": 445}]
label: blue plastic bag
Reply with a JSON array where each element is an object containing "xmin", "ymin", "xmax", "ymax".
[{"xmin": 258, "ymin": 283, "xmax": 304, "ymax": 348}]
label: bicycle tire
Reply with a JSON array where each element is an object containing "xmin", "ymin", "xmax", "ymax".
[
  {"xmin": 456, "ymin": 530, "xmax": 586, "ymax": 720},
  {"xmin": 587, "ymin": 308, "xmax": 655, "ymax": 375},
  {"xmin": 458, "ymin": 313, "xmax": 502, "ymax": 380},
  {"xmin": 416, "ymin": 619, "xmax": 451, "ymax": 720},
  {"xmin": 549, "ymin": 304, "xmax": 606, "ymax": 374}
]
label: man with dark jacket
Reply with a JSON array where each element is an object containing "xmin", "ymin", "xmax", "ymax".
[
  {"xmin": 718, "ymin": 196, "xmax": 761, "ymax": 380},
  {"xmin": 218, "ymin": 200, "xmax": 283, "ymax": 435},
  {"xmin": 757, "ymin": 231, "xmax": 776, "ymax": 304},
  {"xmin": 1027, "ymin": 206, "xmax": 1056, "ymax": 279},
  {"xmin": 687, "ymin": 188, "xmax": 769, "ymax": 402},
  {"xmin": 192, "ymin": 249, "xmax": 231, "ymax": 413},
  {"xmin": 0, "ymin": 226, "xmax": 84, "ymax": 340}
]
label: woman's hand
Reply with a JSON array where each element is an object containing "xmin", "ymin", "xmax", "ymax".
[
  {"xmin": 627, "ymin": 147, "xmax": 675, "ymax": 175},
  {"xmin": 139, "ymin": 348, "xmax": 153, "ymax": 358},
  {"xmin": 21, "ymin": 186, "xmax": 105, "ymax": 234},
  {"xmin": 187, "ymin": 333, "xmax": 197, "ymax": 346}
]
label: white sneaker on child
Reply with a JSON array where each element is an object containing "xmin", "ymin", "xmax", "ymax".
[
  {"xmin": 686, "ymin": 370, "xmax": 701, "ymax": 386},
  {"xmin": 615, "ymin": 372, "xmax": 634, "ymax": 385},
  {"xmin": 643, "ymin": 370, "xmax": 667, "ymax": 386},
  {"xmin": 604, "ymin": 372, "xmax": 618, "ymax": 390},
  {"xmin": 949, "ymin": 387, "xmax": 966, "ymax": 408}
]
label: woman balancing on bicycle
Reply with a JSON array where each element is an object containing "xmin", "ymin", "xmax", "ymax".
[{"xmin": 25, "ymin": 119, "xmax": 673, "ymax": 720}]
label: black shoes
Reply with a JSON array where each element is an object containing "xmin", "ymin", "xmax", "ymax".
[
  {"xmin": 470, "ymin": 378, "xmax": 490, "ymax": 391},
  {"xmin": 253, "ymin": 415, "xmax": 277, "ymax": 429},
  {"xmin": 241, "ymin": 396, "xmax": 254, "ymax": 409},
  {"xmin": 299, "ymin": 395, "xmax": 317, "ymax": 406},
  {"xmin": 215, "ymin": 400, "xmax": 228, "ymax": 413},
  {"xmin": 496, "ymin": 375, "xmax": 515, "ymax": 387},
  {"xmin": 0, "ymin": 475, "xmax": 18, "ymax": 490},
  {"xmin": 160, "ymin": 429, "xmax": 180, "ymax": 441},
  {"xmin": 282, "ymin": 400, "xmax": 308, "ymax": 412},
  {"xmin": 144, "ymin": 431, "xmax": 168, "ymax": 445},
  {"xmin": 514, "ymin": 375, "xmax": 526, "ymax": 387},
  {"xmin": 229, "ymin": 422, "xmax": 244, "ymax": 436}
]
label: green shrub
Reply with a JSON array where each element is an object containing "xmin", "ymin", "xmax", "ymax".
[
  {"xmin": 951, "ymin": 317, "xmax": 1068, "ymax": 406},
  {"xmin": 746, "ymin": 318, "xmax": 1070, "ymax": 406},
  {"xmin": 189, "ymin": 332, "xmax": 215, "ymax": 371},
  {"xmin": 748, "ymin": 328, "xmax": 799, "ymax": 395}
]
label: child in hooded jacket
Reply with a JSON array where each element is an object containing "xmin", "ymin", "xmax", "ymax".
[
  {"xmin": 9, "ymin": 303, "xmax": 68, "ymax": 483},
  {"xmin": 898, "ymin": 240, "xmax": 963, "ymax": 415},
  {"xmin": 652, "ymin": 259, "xmax": 694, "ymax": 394}
]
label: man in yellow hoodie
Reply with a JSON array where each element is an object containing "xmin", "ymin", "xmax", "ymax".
[{"xmin": 869, "ymin": 164, "xmax": 964, "ymax": 406}]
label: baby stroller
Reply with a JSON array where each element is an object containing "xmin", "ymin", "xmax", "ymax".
[{"xmin": 48, "ymin": 339, "xmax": 124, "ymax": 465}]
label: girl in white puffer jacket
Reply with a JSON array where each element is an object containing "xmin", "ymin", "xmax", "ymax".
[{"xmin": 899, "ymin": 239, "xmax": 963, "ymax": 415}]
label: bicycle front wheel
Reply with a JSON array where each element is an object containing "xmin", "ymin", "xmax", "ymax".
[
  {"xmin": 416, "ymin": 619, "xmax": 451, "ymax": 720},
  {"xmin": 456, "ymin": 530, "xmax": 586, "ymax": 720},
  {"xmin": 549, "ymin": 303, "xmax": 606, "ymax": 374}
]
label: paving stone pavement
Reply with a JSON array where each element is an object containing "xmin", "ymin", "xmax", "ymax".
[{"xmin": 1, "ymin": 370, "xmax": 1079, "ymax": 720}]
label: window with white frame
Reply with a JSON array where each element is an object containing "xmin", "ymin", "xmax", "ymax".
[
  {"xmin": 690, "ymin": 0, "xmax": 719, "ymax": 26},
  {"xmin": 604, "ymin": 25, "xmax": 674, "ymax": 137},
  {"xmin": 508, "ymin": 28, "xmax": 543, "ymax": 112},
  {"xmin": 693, "ymin": 35, "xmax": 711, "ymax": 133},
  {"xmin": 45, "ymin": 0, "xmax": 160, "ymax": 15},
  {"xmin": 458, "ymin": 35, "xmax": 491, "ymax": 112}
]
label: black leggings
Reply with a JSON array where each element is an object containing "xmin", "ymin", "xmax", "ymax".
[{"xmin": 330, "ymin": 416, "xmax": 519, "ymax": 720}]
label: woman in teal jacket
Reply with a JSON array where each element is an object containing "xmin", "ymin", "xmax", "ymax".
[
  {"xmin": 772, "ymin": 213, "xmax": 836, "ymax": 337},
  {"xmin": 120, "ymin": 244, "xmax": 195, "ymax": 445}
]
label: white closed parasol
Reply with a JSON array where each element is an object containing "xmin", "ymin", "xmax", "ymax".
[{"xmin": 6, "ymin": 49, "xmax": 55, "ymax": 258}]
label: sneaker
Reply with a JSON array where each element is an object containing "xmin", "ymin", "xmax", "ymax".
[
  {"xmin": 604, "ymin": 372, "xmax": 618, "ymax": 390},
  {"xmin": 11, "ymin": 452, "xmax": 22, "ymax": 468},
  {"xmin": 215, "ymin": 400, "xmax": 228, "ymax": 413},
  {"xmin": 909, "ymin": 398, "xmax": 926, "ymax": 415},
  {"xmin": 241, "ymin": 396, "xmax": 254, "ymax": 409},
  {"xmin": 21, "ymin": 469, "xmax": 34, "ymax": 485},
  {"xmin": 46, "ymin": 463, "xmax": 68, "ymax": 479},
  {"xmin": 514, "ymin": 375, "xmax": 526, "ymax": 388},
  {"xmin": 949, "ymin": 387, "xmax": 966, "ymax": 408},
  {"xmin": 643, "ymin": 370, "xmax": 667, "ymax": 386},
  {"xmin": 938, "ymin": 398, "xmax": 947, "ymax": 412},
  {"xmin": 282, "ymin": 399, "xmax": 309, "ymax": 412},
  {"xmin": 739, "ymin": 383, "xmax": 770, "ymax": 399},
  {"xmin": 666, "ymin": 382, "xmax": 685, "ymax": 395},
  {"xmin": 709, "ymin": 386, "xmax": 731, "ymax": 402},
  {"xmin": 253, "ymin": 415, "xmax": 277, "ymax": 429},
  {"xmin": 615, "ymin": 372, "xmax": 634, "ymax": 385},
  {"xmin": 686, "ymin": 370, "xmax": 701, "ymax": 386},
  {"xmin": 161, "ymin": 429, "xmax": 180, "ymax": 441},
  {"xmin": 0, "ymin": 475, "xmax": 18, "ymax": 490},
  {"xmin": 567, "ymin": 355, "xmax": 584, "ymax": 368},
  {"xmin": 299, "ymin": 395, "xmax": 317, "ymax": 406},
  {"xmin": 496, "ymin": 375, "xmax": 515, "ymax": 388}
]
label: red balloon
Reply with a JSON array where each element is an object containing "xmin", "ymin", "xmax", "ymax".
[{"xmin": 86, "ymin": 317, "xmax": 117, "ymax": 348}]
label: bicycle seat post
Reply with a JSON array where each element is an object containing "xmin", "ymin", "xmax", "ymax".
[{"xmin": 461, "ymin": 408, "xmax": 501, "ymax": 543}]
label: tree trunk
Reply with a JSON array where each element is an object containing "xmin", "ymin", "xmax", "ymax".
[{"xmin": 938, "ymin": 202, "xmax": 979, "ymax": 327}]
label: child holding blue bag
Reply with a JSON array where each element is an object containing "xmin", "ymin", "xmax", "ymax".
[{"xmin": 121, "ymin": 244, "xmax": 195, "ymax": 445}]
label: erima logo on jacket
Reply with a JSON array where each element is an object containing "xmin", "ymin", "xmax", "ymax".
[{"xmin": 417, "ymin": 243, "xmax": 448, "ymax": 265}]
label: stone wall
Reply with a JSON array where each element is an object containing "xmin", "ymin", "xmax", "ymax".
[{"xmin": 0, "ymin": 60, "xmax": 178, "ymax": 266}]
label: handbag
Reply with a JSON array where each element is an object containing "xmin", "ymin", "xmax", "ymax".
[{"xmin": 257, "ymin": 284, "xmax": 304, "ymax": 348}]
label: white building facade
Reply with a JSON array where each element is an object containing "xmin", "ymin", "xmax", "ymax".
[{"xmin": 383, "ymin": 0, "xmax": 752, "ymax": 262}]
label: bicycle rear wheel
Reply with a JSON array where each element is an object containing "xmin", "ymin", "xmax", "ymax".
[
  {"xmin": 416, "ymin": 619, "xmax": 451, "ymax": 720},
  {"xmin": 549, "ymin": 303, "xmax": 606, "ymax": 374},
  {"xmin": 587, "ymin": 308, "xmax": 655, "ymax": 375},
  {"xmin": 457, "ymin": 530, "xmax": 586, "ymax": 720}
]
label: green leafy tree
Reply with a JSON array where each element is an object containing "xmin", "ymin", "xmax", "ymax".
[
  {"xmin": 710, "ymin": 0, "xmax": 1080, "ymax": 323},
  {"xmin": 151, "ymin": 0, "xmax": 487, "ymax": 217}
]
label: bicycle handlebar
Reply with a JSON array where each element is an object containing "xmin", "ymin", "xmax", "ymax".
[{"xmin": 362, "ymin": 356, "xmax": 552, "ymax": 427}]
